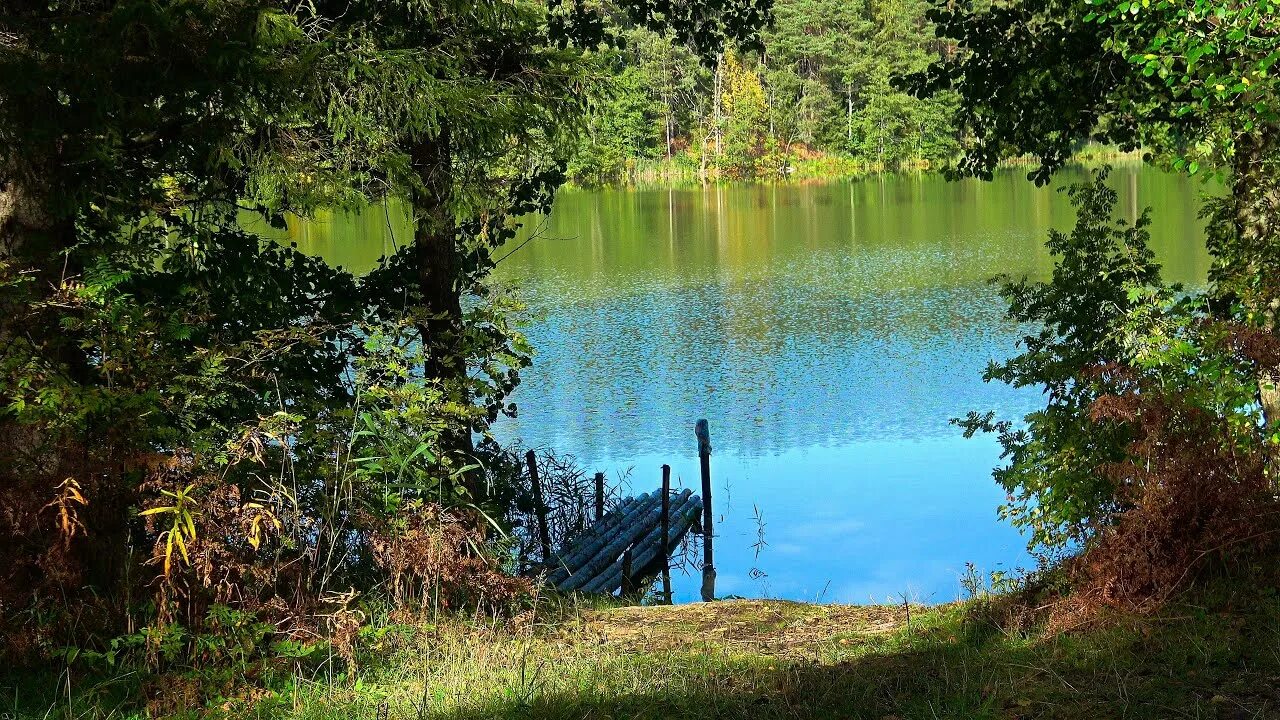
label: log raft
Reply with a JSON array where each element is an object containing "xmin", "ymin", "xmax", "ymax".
[{"xmin": 547, "ymin": 488, "xmax": 702, "ymax": 596}]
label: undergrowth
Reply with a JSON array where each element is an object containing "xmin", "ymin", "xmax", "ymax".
[{"xmin": 8, "ymin": 577, "xmax": 1280, "ymax": 720}]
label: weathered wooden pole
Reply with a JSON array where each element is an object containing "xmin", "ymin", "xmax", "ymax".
[
  {"xmin": 621, "ymin": 544, "xmax": 635, "ymax": 597},
  {"xmin": 661, "ymin": 464, "xmax": 673, "ymax": 604},
  {"xmin": 526, "ymin": 450, "xmax": 553, "ymax": 565},
  {"xmin": 594, "ymin": 471, "xmax": 605, "ymax": 523},
  {"xmin": 695, "ymin": 419, "xmax": 715, "ymax": 602}
]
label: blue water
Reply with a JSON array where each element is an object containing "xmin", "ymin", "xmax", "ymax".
[{"xmin": 488, "ymin": 170, "xmax": 1208, "ymax": 603}]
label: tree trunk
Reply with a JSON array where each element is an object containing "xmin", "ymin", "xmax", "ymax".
[
  {"xmin": 846, "ymin": 83, "xmax": 853, "ymax": 145},
  {"xmin": 0, "ymin": 166, "xmax": 66, "ymax": 288},
  {"xmin": 0, "ymin": 161, "xmax": 77, "ymax": 356},
  {"xmin": 713, "ymin": 55, "xmax": 723, "ymax": 161},
  {"xmin": 408, "ymin": 126, "xmax": 478, "ymax": 488},
  {"xmin": 409, "ymin": 127, "xmax": 463, "ymax": 382}
]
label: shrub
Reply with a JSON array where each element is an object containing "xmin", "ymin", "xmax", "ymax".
[
  {"xmin": 961, "ymin": 169, "xmax": 1278, "ymax": 614},
  {"xmin": 0, "ymin": 216, "xmax": 536, "ymax": 673}
]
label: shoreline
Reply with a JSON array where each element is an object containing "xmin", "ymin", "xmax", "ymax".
[{"xmin": 566, "ymin": 147, "xmax": 1148, "ymax": 192}]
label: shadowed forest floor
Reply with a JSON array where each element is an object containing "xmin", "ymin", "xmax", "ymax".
[{"xmin": 8, "ymin": 594, "xmax": 1280, "ymax": 719}]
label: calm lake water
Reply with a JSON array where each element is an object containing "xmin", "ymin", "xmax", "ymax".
[{"xmin": 280, "ymin": 166, "xmax": 1211, "ymax": 604}]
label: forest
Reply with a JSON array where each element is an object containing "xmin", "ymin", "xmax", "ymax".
[
  {"xmin": 2, "ymin": 0, "xmax": 1280, "ymax": 718},
  {"xmin": 567, "ymin": 0, "xmax": 961, "ymax": 184}
]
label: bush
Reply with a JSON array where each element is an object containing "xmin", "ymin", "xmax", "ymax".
[
  {"xmin": 961, "ymin": 169, "xmax": 1279, "ymax": 614},
  {"xmin": 0, "ymin": 212, "xmax": 538, "ymax": 676}
]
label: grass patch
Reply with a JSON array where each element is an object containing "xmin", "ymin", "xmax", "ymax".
[{"xmin": 7, "ymin": 587, "xmax": 1280, "ymax": 719}]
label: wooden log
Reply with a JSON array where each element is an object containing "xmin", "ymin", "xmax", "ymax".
[
  {"xmin": 579, "ymin": 495, "xmax": 701, "ymax": 595},
  {"xmin": 558, "ymin": 494, "xmax": 669, "ymax": 591},
  {"xmin": 547, "ymin": 494, "xmax": 646, "ymax": 585},
  {"xmin": 577, "ymin": 492, "xmax": 699, "ymax": 594},
  {"xmin": 578, "ymin": 500, "xmax": 699, "ymax": 595},
  {"xmin": 661, "ymin": 464, "xmax": 672, "ymax": 604},
  {"xmin": 558, "ymin": 492, "xmax": 678, "ymax": 591},
  {"xmin": 696, "ymin": 419, "xmax": 715, "ymax": 602},
  {"xmin": 594, "ymin": 472, "xmax": 605, "ymax": 523},
  {"xmin": 553, "ymin": 493, "xmax": 662, "ymax": 590},
  {"xmin": 631, "ymin": 500, "xmax": 701, "ymax": 581},
  {"xmin": 547, "ymin": 492, "xmax": 645, "ymax": 579},
  {"xmin": 577, "ymin": 491, "xmax": 696, "ymax": 592},
  {"xmin": 526, "ymin": 450, "xmax": 553, "ymax": 565},
  {"xmin": 621, "ymin": 545, "xmax": 635, "ymax": 597}
]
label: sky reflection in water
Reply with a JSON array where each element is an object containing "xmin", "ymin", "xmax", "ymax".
[{"xmin": 487, "ymin": 168, "xmax": 1209, "ymax": 603}]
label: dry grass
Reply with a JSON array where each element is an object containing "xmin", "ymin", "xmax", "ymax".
[{"xmin": 570, "ymin": 599, "xmax": 907, "ymax": 660}]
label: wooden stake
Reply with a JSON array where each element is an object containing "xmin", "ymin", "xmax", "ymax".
[
  {"xmin": 695, "ymin": 419, "xmax": 715, "ymax": 602},
  {"xmin": 594, "ymin": 471, "xmax": 605, "ymax": 523},
  {"xmin": 621, "ymin": 545, "xmax": 635, "ymax": 597},
  {"xmin": 661, "ymin": 464, "xmax": 672, "ymax": 605},
  {"xmin": 526, "ymin": 450, "xmax": 552, "ymax": 566}
]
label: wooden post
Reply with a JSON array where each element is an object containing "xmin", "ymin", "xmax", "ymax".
[
  {"xmin": 621, "ymin": 544, "xmax": 635, "ymax": 597},
  {"xmin": 661, "ymin": 464, "xmax": 672, "ymax": 604},
  {"xmin": 526, "ymin": 450, "xmax": 553, "ymax": 565},
  {"xmin": 594, "ymin": 471, "xmax": 605, "ymax": 523},
  {"xmin": 695, "ymin": 419, "xmax": 715, "ymax": 602}
]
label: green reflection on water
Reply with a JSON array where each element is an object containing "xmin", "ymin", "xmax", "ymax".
[{"xmin": 257, "ymin": 166, "xmax": 1209, "ymax": 287}]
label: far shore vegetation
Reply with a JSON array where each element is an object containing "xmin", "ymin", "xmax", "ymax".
[{"xmin": 566, "ymin": 143, "xmax": 1147, "ymax": 189}]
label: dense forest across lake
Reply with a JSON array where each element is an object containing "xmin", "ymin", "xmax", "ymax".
[
  {"xmin": 569, "ymin": 0, "xmax": 956, "ymax": 184},
  {"xmin": 566, "ymin": 0, "xmax": 1131, "ymax": 185}
]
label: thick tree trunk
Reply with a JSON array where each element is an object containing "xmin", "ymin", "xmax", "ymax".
[
  {"xmin": 1, "ymin": 161, "xmax": 87, "ymax": 385},
  {"xmin": 408, "ymin": 126, "xmax": 479, "ymax": 496},
  {"xmin": 409, "ymin": 127, "xmax": 464, "ymax": 384},
  {"xmin": 1, "ymin": 169, "xmax": 61, "ymax": 290}
]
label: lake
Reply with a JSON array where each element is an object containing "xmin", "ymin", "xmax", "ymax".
[{"xmin": 281, "ymin": 166, "xmax": 1211, "ymax": 604}]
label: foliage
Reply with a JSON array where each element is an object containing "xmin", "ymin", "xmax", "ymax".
[
  {"xmin": 568, "ymin": 0, "xmax": 959, "ymax": 184},
  {"xmin": 909, "ymin": 0, "xmax": 1280, "ymax": 606},
  {"xmin": 368, "ymin": 502, "xmax": 533, "ymax": 613},
  {"xmin": 903, "ymin": 0, "xmax": 1280, "ymax": 181},
  {"xmin": 957, "ymin": 172, "xmax": 1164, "ymax": 550},
  {"xmin": 568, "ymin": 64, "xmax": 668, "ymax": 185},
  {"xmin": 904, "ymin": 0, "xmax": 1280, "ymax": 423},
  {"xmin": 719, "ymin": 52, "xmax": 772, "ymax": 178},
  {"xmin": 0, "ymin": 0, "xmax": 772, "ymax": 697},
  {"xmin": 959, "ymin": 170, "xmax": 1276, "ymax": 608}
]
